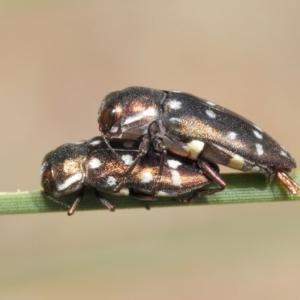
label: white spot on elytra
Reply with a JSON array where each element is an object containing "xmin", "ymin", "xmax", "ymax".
[
  {"xmin": 280, "ymin": 150, "xmax": 288, "ymax": 157},
  {"xmin": 228, "ymin": 154, "xmax": 245, "ymax": 170},
  {"xmin": 107, "ymin": 176, "xmax": 117, "ymax": 186},
  {"xmin": 171, "ymin": 170, "xmax": 182, "ymax": 186},
  {"xmin": 57, "ymin": 173, "xmax": 83, "ymax": 191},
  {"xmin": 226, "ymin": 132, "xmax": 237, "ymax": 140},
  {"xmin": 253, "ymin": 124, "xmax": 263, "ymax": 132},
  {"xmin": 123, "ymin": 107, "xmax": 157, "ymax": 126},
  {"xmin": 166, "ymin": 100, "xmax": 182, "ymax": 110},
  {"xmin": 182, "ymin": 140, "xmax": 205, "ymax": 160},
  {"xmin": 88, "ymin": 158, "xmax": 101, "ymax": 169},
  {"xmin": 75, "ymin": 140, "xmax": 86, "ymax": 145},
  {"xmin": 141, "ymin": 171, "xmax": 153, "ymax": 183},
  {"xmin": 206, "ymin": 109, "xmax": 216, "ymax": 118},
  {"xmin": 89, "ymin": 139, "xmax": 101, "ymax": 146},
  {"xmin": 121, "ymin": 154, "xmax": 134, "ymax": 166},
  {"xmin": 255, "ymin": 143, "xmax": 264, "ymax": 156},
  {"xmin": 167, "ymin": 160, "xmax": 182, "ymax": 169},
  {"xmin": 169, "ymin": 117, "xmax": 180, "ymax": 124},
  {"xmin": 253, "ymin": 130, "xmax": 263, "ymax": 139},
  {"xmin": 206, "ymin": 101, "xmax": 216, "ymax": 106}
]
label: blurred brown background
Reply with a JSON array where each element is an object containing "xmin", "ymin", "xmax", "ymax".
[{"xmin": 1, "ymin": 1, "xmax": 300, "ymax": 299}]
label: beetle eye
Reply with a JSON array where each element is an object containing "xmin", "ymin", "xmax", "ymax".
[
  {"xmin": 99, "ymin": 106, "xmax": 116, "ymax": 133},
  {"xmin": 41, "ymin": 165, "xmax": 54, "ymax": 195}
]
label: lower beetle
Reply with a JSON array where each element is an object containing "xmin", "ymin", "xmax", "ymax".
[
  {"xmin": 98, "ymin": 87, "xmax": 299, "ymax": 194},
  {"xmin": 41, "ymin": 137, "xmax": 221, "ymax": 215}
]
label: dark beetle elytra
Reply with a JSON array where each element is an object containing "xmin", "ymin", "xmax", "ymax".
[
  {"xmin": 41, "ymin": 137, "xmax": 221, "ymax": 215},
  {"xmin": 98, "ymin": 87, "xmax": 299, "ymax": 195}
]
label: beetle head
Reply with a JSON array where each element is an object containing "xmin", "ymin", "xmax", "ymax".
[
  {"xmin": 41, "ymin": 142, "xmax": 87, "ymax": 197},
  {"xmin": 98, "ymin": 87, "xmax": 164, "ymax": 139}
]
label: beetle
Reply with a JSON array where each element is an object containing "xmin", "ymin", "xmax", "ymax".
[
  {"xmin": 41, "ymin": 136, "xmax": 221, "ymax": 215},
  {"xmin": 98, "ymin": 87, "xmax": 299, "ymax": 194}
]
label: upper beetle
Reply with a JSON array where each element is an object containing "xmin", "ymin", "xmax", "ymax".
[{"xmin": 98, "ymin": 86, "xmax": 299, "ymax": 194}]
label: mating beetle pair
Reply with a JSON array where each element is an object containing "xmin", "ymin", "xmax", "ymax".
[{"xmin": 42, "ymin": 86, "xmax": 299, "ymax": 215}]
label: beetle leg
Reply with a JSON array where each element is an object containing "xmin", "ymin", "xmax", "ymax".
[
  {"xmin": 67, "ymin": 189, "xmax": 84, "ymax": 216},
  {"xmin": 94, "ymin": 190, "xmax": 115, "ymax": 211},
  {"xmin": 130, "ymin": 190, "xmax": 153, "ymax": 200},
  {"xmin": 179, "ymin": 186, "xmax": 223, "ymax": 203},
  {"xmin": 127, "ymin": 141, "xmax": 167, "ymax": 201},
  {"xmin": 98, "ymin": 128, "xmax": 121, "ymax": 160},
  {"xmin": 144, "ymin": 121, "xmax": 168, "ymax": 197},
  {"xmin": 99, "ymin": 128, "xmax": 133, "ymax": 193},
  {"xmin": 275, "ymin": 170, "xmax": 300, "ymax": 195},
  {"xmin": 44, "ymin": 189, "xmax": 84, "ymax": 216},
  {"xmin": 130, "ymin": 138, "xmax": 166, "ymax": 200},
  {"xmin": 112, "ymin": 136, "xmax": 151, "ymax": 192},
  {"xmin": 129, "ymin": 190, "xmax": 153, "ymax": 210},
  {"xmin": 100, "ymin": 128, "xmax": 151, "ymax": 193},
  {"xmin": 178, "ymin": 160, "xmax": 225, "ymax": 203},
  {"xmin": 197, "ymin": 159, "xmax": 227, "ymax": 190},
  {"xmin": 150, "ymin": 142, "xmax": 167, "ymax": 197}
]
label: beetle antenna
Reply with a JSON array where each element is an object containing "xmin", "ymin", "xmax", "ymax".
[
  {"xmin": 99, "ymin": 127, "xmax": 123, "ymax": 162},
  {"xmin": 44, "ymin": 193, "xmax": 70, "ymax": 209}
]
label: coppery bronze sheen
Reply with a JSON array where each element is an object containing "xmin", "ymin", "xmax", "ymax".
[
  {"xmin": 98, "ymin": 86, "xmax": 299, "ymax": 195},
  {"xmin": 41, "ymin": 137, "xmax": 222, "ymax": 215}
]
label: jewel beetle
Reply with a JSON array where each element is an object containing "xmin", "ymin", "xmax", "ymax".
[
  {"xmin": 41, "ymin": 136, "xmax": 221, "ymax": 215},
  {"xmin": 98, "ymin": 86, "xmax": 299, "ymax": 195}
]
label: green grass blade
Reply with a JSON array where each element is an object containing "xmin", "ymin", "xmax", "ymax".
[{"xmin": 0, "ymin": 171, "xmax": 299, "ymax": 215}]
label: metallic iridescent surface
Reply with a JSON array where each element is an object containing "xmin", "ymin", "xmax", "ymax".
[
  {"xmin": 41, "ymin": 136, "xmax": 220, "ymax": 213},
  {"xmin": 41, "ymin": 142, "xmax": 87, "ymax": 197},
  {"xmin": 98, "ymin": 87, "xmax": 300, "ymax": 195},
  {"xmin": 161, "ymin": 90, "xmax": 296, "ymax": 171},
  {"xmin": 98, "ymin": 87, "xmax": 297, "ymax": 175},
  {"xmin": 98, "ymin": 88, "xmax": 164, "ymax": 138}
]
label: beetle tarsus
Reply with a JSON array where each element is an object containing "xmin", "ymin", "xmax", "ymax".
[
  {"xmin": 67, "ymin": 197, "xmax": 81, "ymax": 216},
  {"xmin": 94, "ymin": 190, "xmax": 115, "ymax": 211},
  {"xmin": 275, "ymin": 171, "xmax": 300, "ymax": 195}
]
